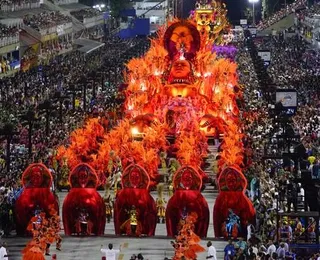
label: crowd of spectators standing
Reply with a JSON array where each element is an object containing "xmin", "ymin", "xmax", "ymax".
[
  {"xmin": 0, "ymin": 0, "xmax": 40, "ymax": 12},
  {"xmin": 257, "ymin": 0, "xmax": 306, "ymax": 30},
  {"xmin": 263, "ymin": 35, "xmax": 320, "ymax": 143},
  {"xmin": 205, "ymin": 17, "xmax": 320, "ymax": 259},
  {"xmin": 71, "ymin": 8, "xmax": 103, "ymax": 22},
  {"xmin": 296, "ymin": 3, "xmax": 320, "ymax": 45},
  {"xmin": 297, "ymin": 2, "xmax": 320, "ymax": 20},
  {"xmin": 23, "ymin": 11, "xmax": 72, "ymax": 32},
  {"xmin": 228, "ymin": 26, "xmax": 320, "ymax": 258},
  {"xmin": 0, "ymin": 24, "xmax": 19, "ymax": 47}
]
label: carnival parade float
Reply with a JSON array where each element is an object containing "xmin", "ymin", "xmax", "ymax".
[{"xmin": 55, "ymin": 0, "xmax": 255, "ymax": 238}]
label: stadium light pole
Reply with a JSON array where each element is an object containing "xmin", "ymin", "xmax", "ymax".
[{"xmin": 249, "ymin": 0, "xmax": 259, "ymax": 25}]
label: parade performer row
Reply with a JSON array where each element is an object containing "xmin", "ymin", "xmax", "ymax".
[{"xmin": 15, "ymin": 162, "xmax": 254, "ymax": 239}]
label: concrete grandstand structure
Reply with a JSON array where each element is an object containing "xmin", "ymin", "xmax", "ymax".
[{"xmin": 0, "ymin": 0, "xmax": 106, "ymax": 76}]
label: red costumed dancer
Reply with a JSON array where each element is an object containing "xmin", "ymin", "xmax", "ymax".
[
  {"xmin": 114, "ymin": 164, "xmax": 157, "ymax": 236},
  {"xmin": 166, "ymin": 166, "xmax": 209, "ymax": 238},
  {"xmin": 62, "ymin": 163, "xmax": 106, "ymax": 235},
  {"xmin": 213, "ymin": 166, "xmax": 255, "ymax": 238},
  {"xmin": 15, "ymin": 163, "xmax": 59, "ymax": 236}
]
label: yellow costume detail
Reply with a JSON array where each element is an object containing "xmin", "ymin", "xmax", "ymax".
[
  {"xmin": 130, "ymin": 209, "xmax": 138, "ymax": 226},
  {"xmin": 156, "ymin": 183, "xmax": 167, "ymax": 223}
]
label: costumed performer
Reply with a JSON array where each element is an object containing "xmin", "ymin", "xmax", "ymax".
[
  {"xmin": 156, "ymin": 183, "xmax": 167, "ymax": 223},
  {"xmin": 15, "ymin": 163, "xmax": 59, "ymax": 236},
  {"xmin": 114, "ymin": 164, "xmax": 157, "ymax": 236},
  {"xmin": 166, "ymin": 166, "xmax": 209, "ymax": 237},
  {"xmin": 62, "ymin": 163, "xmax": 106, "ymax": 235}
]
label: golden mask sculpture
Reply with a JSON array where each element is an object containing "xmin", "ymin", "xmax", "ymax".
[{"xmin": 193, "ymin": 0, "xmax": 230, "ymax": 44}]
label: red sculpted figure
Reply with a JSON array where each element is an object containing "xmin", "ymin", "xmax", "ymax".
[
  {"xmin": 213, "ymin": 166, "xmax": 255, "ymax": 238},
  {"xmin": 15, "ymin": 163, "xmax": 59, "ymax": 236},
  {"xmin": 114, "ymin": 164, "xmax": 157, "ymax": 236},
  {"xmin": 62, "ymin": 164, "xmax": 106, "ymax": 235},
  {"xmin": 166, "ymin": 166, "xmax": 209, "ymax": 237}
]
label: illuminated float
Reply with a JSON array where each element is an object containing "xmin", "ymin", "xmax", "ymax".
[{"xmin": 56, "ymin": 0, "xmax": 255, "ymax": 238}]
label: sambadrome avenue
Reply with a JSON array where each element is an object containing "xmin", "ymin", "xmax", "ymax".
[{"xmin": 0, "ymin": 0, "xmax": 319, "ymax": 259}]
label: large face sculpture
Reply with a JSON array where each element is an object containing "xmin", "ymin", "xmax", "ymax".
[
  {"xmin": 219, "ymin": 167, "xmax": 246, "ymax": 192},
  {"xmin": 69, "ymin": 164, "xmax": 99, "ymax": 188},
  {"xmin": 169, "ymin": 60, "xmax": 192, "ymax": 82}
]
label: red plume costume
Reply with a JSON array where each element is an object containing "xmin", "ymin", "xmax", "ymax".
[
  {"xmin": 213, "ymin": 166, "xmax": 255, "ymax": 237},
  {"xmin": 62, "ymin": 163, "xmax": 106, "ymax": 235},
  {"xmin": 114, "ymin": 164, "xmax": 157, "ymax": 236},
  {"xmin": 166, "ymin": 166, "xmax": 209, "ymax": 237},
  {"xmin": 15, "ymin": 163, "xmax": 59, "ymax": 236}
]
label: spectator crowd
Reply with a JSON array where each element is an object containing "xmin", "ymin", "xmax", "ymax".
[
  {"xmin": 71, "ymin": 8, "xmax": 103, "ymax": 22},
  {"xmin": 231, "ymin": 12, "xmax": 320, "ymax": 258},
  {"xmin": 23, "ymin": 11, "xmax": 72, "ymax": 32},
  {"xmin": 257, "ymin": 0, "xmax": 306, "ymax": 30},
  {"xmin": 0, "ymin": 0, "xmax": 40, "ymax": 12},
  {"xmin": 0, "ymin": 24, "xmax": 19, "ymax": 48}
]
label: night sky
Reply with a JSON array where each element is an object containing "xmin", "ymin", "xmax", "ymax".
[{"xmin": 184, "ymin": 0, "xmax": 251, "ymax": 25}]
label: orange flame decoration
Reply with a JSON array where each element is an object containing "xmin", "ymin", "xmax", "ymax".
[
  {"xmin": 56, "ymin": 12, "xmax": 245, "ymax": 184},
  {"xmin": 57, "ymin": 119, "xmax": 167, "ymax": 185},
  {"xmin": 172, "ymin": 212, "xmax": 205, "ymax": 260},
  {"xmin": 175, "ymin": 122, "xmax": 208, "ymax": 169},
  {"xmin": 22, "ymin": 205, "xmax": 61, "ymax": 260}
]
